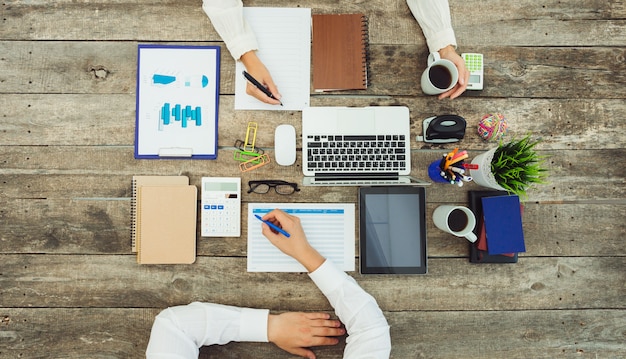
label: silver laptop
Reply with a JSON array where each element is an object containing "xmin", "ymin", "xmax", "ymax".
[{"xmin": 302, "ymin": 106, "xmax": 430, "ymax": 186}]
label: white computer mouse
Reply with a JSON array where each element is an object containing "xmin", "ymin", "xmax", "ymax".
[{"xmin": 274, "ymin": 124, "xmax": 296, "ymax": 166}]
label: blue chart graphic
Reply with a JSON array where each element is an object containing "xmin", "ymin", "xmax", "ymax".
[
  {"xmin": 152, "ymin": 74, "xmax": 209, "ymax": 88},
  {"xmin": 160, "ymin": 103, "xmax": 202, "ymax": 130},
  {"xmin": 153, "ymin": 74, "xmax": 176, "ymax": 85}
]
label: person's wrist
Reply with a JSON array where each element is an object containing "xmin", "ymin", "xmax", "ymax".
[
  {"xmin": 297, "ymin": 246, "xmax": 325, "ymax": 273},
  {"xmin": 438, "ymin": 45, "xmax": 456, "ymax": 57},
  {"xmin": 267, "ymin": 314, "xmax": 278, "ymax": 343},
  {"xmin": 240, "ymin": 50, "xmax": 259, "ymax": 68}
]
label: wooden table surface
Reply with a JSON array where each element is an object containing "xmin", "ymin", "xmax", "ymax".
[{"xmin": 1, "ymin": 1, "xmax": 625, "ymax": 358}]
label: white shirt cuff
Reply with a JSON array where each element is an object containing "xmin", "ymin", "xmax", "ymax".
[
  {"xmin": 426, "ymin": 28, "xmax": 457, "ymax": 54},
  {"xmin": 226, "ymin": 33, "xmax": 259, "ymax": 61},
  {"xmin": 308, "ymin": 260, "xmax": 345, "ymax": 295},
  {"xmin": 239, "ymin": 308, "xmax": 270, "ymax": 342}
]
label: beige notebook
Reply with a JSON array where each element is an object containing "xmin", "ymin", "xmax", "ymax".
[
  {"xmin": 131, "ymin": 176, "xmax": 189, "ymax": 252},
  {"xmin": 136, "ymin": 184, "xmax": 197, "ymax": 264}
]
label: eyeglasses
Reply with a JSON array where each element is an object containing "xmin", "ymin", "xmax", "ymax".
[{"xmin": 248, "ymin": 180, "xmax": 300, "ymax": 195}]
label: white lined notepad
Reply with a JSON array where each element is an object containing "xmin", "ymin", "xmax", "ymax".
[
  {"xmin": 247, "ymin": 203, "xmax": 355, "ymax": 272},
  {"xmin": 235, "ymin": 7, "xmax": 311, "ymax": 111}
]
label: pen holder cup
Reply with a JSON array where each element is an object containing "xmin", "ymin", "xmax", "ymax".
[{"xmin": 428, "ymin": 160, "xmax": 450, "ymax": 183}]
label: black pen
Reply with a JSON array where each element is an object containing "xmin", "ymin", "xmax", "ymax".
[{"xmin": 242, "ymin": 71, "xmax": 283, "ymax": 106}]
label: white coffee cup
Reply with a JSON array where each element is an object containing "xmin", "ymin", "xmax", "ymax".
[
  {"xmin": 421, "ymin": 52, "xmax": 459, "ymax": 95},
  {"xmin": 432, "ymin": 205, "xmax": 477, "ymax": 242}
]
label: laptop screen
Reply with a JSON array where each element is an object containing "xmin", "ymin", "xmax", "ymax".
[{"xmin": 359, "ymin": 186, "xmax": 427, "ymax": 274}]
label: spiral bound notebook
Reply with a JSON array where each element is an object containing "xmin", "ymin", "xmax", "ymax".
[
  {"xmin": 312, "ymin": 13, "xmax": 369, "ymax": 92},
  {"xmin": 131, "ymin": 176, "xmax": 190, "ymax": 252},
  {"xmin": 131, "ymin": 176, "xmax": 197, "ymax": 264},
  {"xmin": 136, "ymin": 185, "xmax": 197, "ymax": 264}
]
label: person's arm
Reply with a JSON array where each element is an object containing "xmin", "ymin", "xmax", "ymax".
[
  {"xmin": 406, "ymin": 0, "xmax": 456, "ymax": 55},
  {"xmin": 406, "ymin": 0, "xmax": 468, "ymax": 99},
  {"xmin": 262, "ymin": 209, "xmax": 391, "ymax": 359},
  {"xmin": 201, "ymin": 0, "xmax": 281, "ymax": 104},
  {"xmin": 145, "ymin": 302, "xmax": 269, "ymax": 358},
  {"xmin": 146, "ymin": 301, "xmax": 343, "ymax": 359},
  {"xmin": 309, "ymin": 261, "xmax": 391, "ymax": 358},
  {"xmin": 201, "ymin": 0, "xmax": 257, "ymax": 61}
]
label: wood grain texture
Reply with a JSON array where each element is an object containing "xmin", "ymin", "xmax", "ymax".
[
  {"xmin": 0, "ymin": 255, "xmax": 624, "ymax": 311},
  {"xmin": 0, "ymin": 94, "xmax": 626, "ymax": 150},
  {"xmin": 2, "ymin": 42, "xmax": 625, "ymax": 99},
  {"xmin": 0, "ymin": 308, "xmax": 623, "ymax": 358},
  {"xmin": 2, "ymin": 147, "xmax": 625, "ymax": 203},
  {"xmin": 3, "ymin": 95, "xmax": 626, "ymax": 149},
  {"xmin": 2, "ymin": 0, "xmax": 625, "ymax": 46},
  {"xmin": 1, "ymin": 0, "xmax": 625, "ymax": 357},
  {"xmin": 1, "ymin": 199, "xmax": 625, "ymax": 257}
]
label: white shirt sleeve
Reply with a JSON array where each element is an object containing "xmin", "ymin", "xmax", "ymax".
[
  {"xmin": 309, "ymin": 260, "xmax": 391, "ymax": 359},
  {"xmin": 406, "ymin": 0, "xmax": 457, "ymax": 53},
  {"xmin": 145, "ymin": 302, "xmax": 269, "ymax": 359},
  {"xmin": 201, "ymin": 0, "xmax": 258, "ymax": 60}
]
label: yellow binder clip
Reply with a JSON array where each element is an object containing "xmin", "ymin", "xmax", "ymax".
[{"xmin": 243, "ymin": 122, "xmax": 258, "ymax": 152}]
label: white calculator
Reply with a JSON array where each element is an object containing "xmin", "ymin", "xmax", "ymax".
[
  {"xmin": 461, "ymin": 53, "xmax": 484, "ymax": 90},
  {"xmin": 201, "ymin": 177, "xmax": 241, "ymax": 237}
]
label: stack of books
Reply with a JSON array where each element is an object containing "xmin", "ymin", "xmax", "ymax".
[{"xmin": 468, "ymin": 191, "xmax": 526, "ymax": 263}]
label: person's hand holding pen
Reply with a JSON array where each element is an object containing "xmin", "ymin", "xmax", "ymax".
[
  {"xmin": 240, "ymin": 50, "xmax": 283, "ymax": 105},
  {"xmin": 437, "ymin": 45, "xmax": 469, "ymax": 100},
  {"xmin": 260, "ymin": 209, "xmax": 326, "ymax": 273}
]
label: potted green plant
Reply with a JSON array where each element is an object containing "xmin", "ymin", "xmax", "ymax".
[{"xmin": 471, "ymin": 135, "xmax": 548, "ymax": 198}]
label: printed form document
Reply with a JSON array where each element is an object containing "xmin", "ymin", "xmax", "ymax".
[
  {"xmin": 235, "ymin": 7, "xmax": 311, "ymax": 111},
  {"xmin": 247, "ymin": 203, "xmax": 355, "ymax": 272}
]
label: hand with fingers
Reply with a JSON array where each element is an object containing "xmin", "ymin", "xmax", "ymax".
[
  {"xmin": 268, "ymin": 312, "xmax": 345, "ymax": 359},
  {"xmin": 259, "ymin": 209, "xmax": 326, "ymax": 273},
  {"xmin": 437, "ymin": 45, "xmax": 469, "ymax": 100},
  {"xmin": 240, "ymin": 50, "xmax": 282, "ymax": 105}
]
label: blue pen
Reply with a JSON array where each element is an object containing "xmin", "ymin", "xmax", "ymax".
[{"xmin": 255, "ymin": 214, "xmax": 291, "ymax": 237}]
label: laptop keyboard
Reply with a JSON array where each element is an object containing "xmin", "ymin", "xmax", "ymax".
[{"xmin": 306, "ymin": 135, "xmax": 407, "ymax": 172}]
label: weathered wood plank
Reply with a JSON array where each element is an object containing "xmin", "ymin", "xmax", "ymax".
[
  {"xmin": 2, "ymin": 147, "xmax": 625, "ymax": 202},
  {"xmin": 2, "ymin": 42, "xmax": 625, "ymax": 99},
  {"xmin": 2, "ymin": 0, "xmax": 625, "ymax": 46},
  {"xmin": 0, "ymin": 255, "xmax": 623, "ymax": 310},
  {"xmin": 207, "ymin": 309, "xmax": 626, "ymax": 358},
  {"xmin": 1, "ymin": 198, "xmax": 624, "ymax": 258},
  {"xmin": 1, "ymin": 308, "xmax": 624, "ymax": 358},
  {"xmin": 3, "ymin": 95, "xmax": 625, "ymax": 150},
  {"xmin": 384, "ymin": 309, "xmax": 626, "ymax": 359}
]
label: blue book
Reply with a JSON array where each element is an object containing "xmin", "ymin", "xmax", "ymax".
[{"xmin": 481, "ymin": 195, "xmax": 526, "ymax": 255}]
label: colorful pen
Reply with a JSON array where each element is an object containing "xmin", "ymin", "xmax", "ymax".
[
  {"xmin": 254, "ymin": 214, "xmax": 290, "ymax": 237},
  {"xmin": 242, "ymin": 71, "xmax": 283, "ymax": 106}
]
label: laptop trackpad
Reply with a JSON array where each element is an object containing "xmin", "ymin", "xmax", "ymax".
[{"xmin": 338, "ymin": 109, "xmax": 375, "ymax": 134}]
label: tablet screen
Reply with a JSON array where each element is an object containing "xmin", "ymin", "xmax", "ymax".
[{"xmin": 359, "ymin": 186, "xmax": 427, "ymax": 274}]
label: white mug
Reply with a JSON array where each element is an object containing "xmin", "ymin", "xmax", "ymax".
[
  {"xmin": 421, "ymin": 52, "xmax": 459, "ymax": 95},
  {"xmin": 432, "ymin": 205, "xmax": 477, "ymax": 242}
]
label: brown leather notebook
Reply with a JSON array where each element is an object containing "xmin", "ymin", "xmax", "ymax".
[
  {"xmin": 312, "ymin": 13, "xmax": 369, "ymax": 92},
  {"xmin": 136, "ymin": 184, "xmax": 197, "ymax": 264}
]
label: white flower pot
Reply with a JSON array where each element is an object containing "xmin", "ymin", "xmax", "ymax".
[{"xmin": 470, "ymin": 148, "xmax": 506, "ymax": 191}]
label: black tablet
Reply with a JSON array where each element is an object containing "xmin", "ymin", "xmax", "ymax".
[{"xmin": 359, "ymin": 186, "xmax": 427, "ymax": 274}]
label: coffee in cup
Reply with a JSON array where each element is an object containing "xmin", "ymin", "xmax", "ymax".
[
  {"xmin": 432, "ymin": 205, "xmax": 477, "ymax": 242},
  {"xmin": 421, "ymin": 52, "xmax": 459, "ymax": 95}
]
